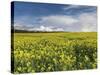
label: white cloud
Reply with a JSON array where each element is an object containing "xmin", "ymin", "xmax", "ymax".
[
  {"xmin": 30, "ymin": 26, "xmax": 53, "ymax": 31},
  {"xmin": 78, "ymin": 13, "xmax": 97, "ymax": 32},
  {"xmin": 63, "ymin": 5, "xmax": 80, "ymax": 11},
  {"xmin": 14, "ymin": 12, "xmax": 97, "ymax": 32},
  {"xmin": 14, "ymin": 24, "xmax": 25, "ymax": 30},
  {"xmin": 39, "ymin": 15, "xmax": 78, "ymax": 26},
  {"xmin": 38, "ymin": 13, "xmax": 97, "ymax": 32},
  {"xmin": 14, "ymin": 23, "xmax": 35, "ymax": 30},
  {"xmin": 28, "ymin": 26, "xmax": 64, "ymax": 31}
]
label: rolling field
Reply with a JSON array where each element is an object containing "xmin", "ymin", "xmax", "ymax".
[{"xmin": 12, "ymin": 32, "xmax": 97, "ymax": 73}]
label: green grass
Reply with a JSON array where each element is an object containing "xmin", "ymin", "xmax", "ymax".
[{"xmin": 12, "ymin": 32, "xmax": 97, "ymax": 73}]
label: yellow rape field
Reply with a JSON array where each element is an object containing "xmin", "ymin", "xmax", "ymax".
[{"xmin": 11, "ymin": 32, "xmax": 97, "ymax": 73}]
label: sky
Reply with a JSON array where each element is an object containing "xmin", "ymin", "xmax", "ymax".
[{"xmin": 12, "ymin": 1, "xmax": 97, "ymax": 32}]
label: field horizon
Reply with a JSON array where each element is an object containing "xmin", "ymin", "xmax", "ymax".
[{"xmin": 12, "ymin": 29, "xmax": 97, "ymax": 33}]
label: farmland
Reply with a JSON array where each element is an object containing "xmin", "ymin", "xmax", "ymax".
[{"xmin": 12, "ymin": 32, "xmax": 97, "ymax": 73}]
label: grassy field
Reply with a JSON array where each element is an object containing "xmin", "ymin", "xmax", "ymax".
[{"xmin": 12, "ymin": 32, "xmax": 97, "ymax": 73}]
